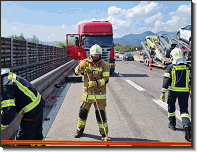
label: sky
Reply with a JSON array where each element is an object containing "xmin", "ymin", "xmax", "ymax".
[{"xmin": 1, "ymin": 1, "xmax": 193, "ymax": 42}]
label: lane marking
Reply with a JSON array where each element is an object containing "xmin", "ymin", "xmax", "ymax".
[
  {"xmin": 125, "ymin": 79, "xmax": 146, "ymax": 91},
  {"xmin": 152, "ymin": 99, "xmax": 182, "ymax": 121},
  {"xmin": 117, "ymin": 71, "xmax": 185, "ymax": 122}
]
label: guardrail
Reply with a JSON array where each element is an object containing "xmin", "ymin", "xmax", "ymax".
[
  {"xmin": 1, "ymin": 37, "xmax": 69, "ymax": 82},
  {"xmin": 1, "ymin": 59, "xmax": 78, "ymax": 140}
]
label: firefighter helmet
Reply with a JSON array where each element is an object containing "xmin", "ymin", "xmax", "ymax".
[
  {"xmin": 90, "ymin": 44, "xmax": 102, "ymax": 56},
  {"xmin": 1, "ymin": 68, "xmax": 10, "ymax": 75},
  {"xmin": 170, "ymin": 48, "xmax": 183, "ymax": 60}
]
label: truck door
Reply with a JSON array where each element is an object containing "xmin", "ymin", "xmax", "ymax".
[{"xmin": 66, "ymin": 34, "xmax": 82, "ymax": 60}]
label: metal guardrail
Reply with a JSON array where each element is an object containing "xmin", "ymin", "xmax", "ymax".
[
  {"xmin": 1, "ymin": 59, "xmax": 78, "ymax": 140},
  {"xmin": 1, "ymin": 37, "xmax": 70, "ymax": 82}
]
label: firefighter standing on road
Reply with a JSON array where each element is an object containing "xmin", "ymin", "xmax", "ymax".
[
  {"xmin": 74, "ymin": 44, "xmax": 110, "ymax": 139},
  {"xmin": 160, "ymin": 48, "xmax": 191, "ymax": 141},
  {"xmin": 1, "ymin": 68, "xmax": 45, "ymax": 145}
]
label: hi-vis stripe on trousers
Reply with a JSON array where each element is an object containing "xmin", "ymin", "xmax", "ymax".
[{"xmin": 77, "ymin": 100, "xmax": 108, "ymax": 135}]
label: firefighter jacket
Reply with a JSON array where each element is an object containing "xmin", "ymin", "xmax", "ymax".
[
  {"xmin": 161, "ymin": 63, "xmax": 191, "ymax": 93},
  {"xmin": 1, "ymin": 72, "xmax": 45, "ymax": 131},
  {"xmin": 75, "ymin": 57, "xmax": 110, "ymax": 103}
]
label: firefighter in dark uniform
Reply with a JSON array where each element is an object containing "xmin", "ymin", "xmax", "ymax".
[
  {"xmin": 1, "ymin": 68, "xmax": 45, "ymax": 145},
  {"xmin": 160, "ymin": 48, "xmax": 191, "ymax": 141}
]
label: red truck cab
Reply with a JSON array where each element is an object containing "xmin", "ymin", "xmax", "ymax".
[{"xmin": 66, "ymin": 21, "xmax": 115, "ymax": 75}]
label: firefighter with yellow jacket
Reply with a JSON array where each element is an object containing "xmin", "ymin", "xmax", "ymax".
[
  {"xmin": 160, "ymin": 48, "xmax": 191, "ymax": 141},
  {"xmin": 74, "ymin": 44, "xmax": 110, "ymax": 139}
]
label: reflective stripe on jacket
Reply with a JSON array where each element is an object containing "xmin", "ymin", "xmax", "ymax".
[
  {"xmin": 75, "ymin": 57, "xmax": 110, "ymax": 102},
  {"xmin": 161, "ymin": 64, "xmax": 191, "ymax": 93}
]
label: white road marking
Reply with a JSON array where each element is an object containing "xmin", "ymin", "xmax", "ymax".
[
  {"xmin": 125, "ymin": 79, "xmax": 146, "ymax": 91},
  {"xmin": 117, "ymin": 72, "xmax": 184, "ymax": 122},
  {"xmin": 152, "ymin": 99, "xmax": 182, "ymax": 121}
]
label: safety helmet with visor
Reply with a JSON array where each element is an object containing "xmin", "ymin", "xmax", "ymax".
[
  {"xmin": 90, "ymin": 44, "xmax": 102, "ymax": 61},
  {"xmin": 170, "ymin": 48, "xmax": 187, "ymax": 65}
]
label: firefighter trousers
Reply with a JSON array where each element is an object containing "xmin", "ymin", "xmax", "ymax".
[
  {"xmin": 77, "ymin": 100, "xmax": 108, "ymax": 135},
  {"xmin": 16, "ymin": 105, "xmax": 44, "ymax": 141},
  {"xmin": 167, "ymin": 91, "xmax": 190, "ymax": 128}
]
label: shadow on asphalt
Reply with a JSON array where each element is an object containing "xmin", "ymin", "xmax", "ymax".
[
  {"xmin": 110, "ymin": 73, "xmax": 149, "ymax": 77},
  {"xmin": 82, "ymin": 133, "xmax": 160, "ymax": 142}
]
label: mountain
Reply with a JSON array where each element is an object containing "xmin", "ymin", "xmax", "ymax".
[{"xmin": 114, "ymin": 31, "xmax": 177, "ymax": 46}]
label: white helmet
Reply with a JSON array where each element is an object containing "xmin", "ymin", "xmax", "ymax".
[
  {"xmin": 170, "ymin": 48, "xmax": 183, "ymax": 60},
  {"xmin": 170, "ymin": 48, "xmax": 187, "ymax": 65},
  {"xmin": 1, "ymin": 68, "xmax": 10, "ymax": 75},
  {"xmin": 90, "ymin": 44, "xmax": 102, "ymax": 56}
]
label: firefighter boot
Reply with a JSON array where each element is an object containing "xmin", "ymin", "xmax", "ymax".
[
  {"xmin": 74, "ymin": 128, "xmax": 84, "ymax": 138},
  {"xmin": 168, "ymin": 123, "xmax": 176, "ymax": 131},
  {"xmin": 168, "ymin": 116, "xmax": 176, "ymax": 131},
  {"xmin": 101, "ymin": 134, "xmax": 106, "ymax": 141},
  {"xmin": 184, "ymin": 125, "xmax": 191, "ymax": 142}
]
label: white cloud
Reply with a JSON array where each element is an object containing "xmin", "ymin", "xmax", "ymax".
[
  {"xmin": 7, "ymin": 9, "xmax": 10, "ymax": 11},
  {"xmin": 1, "ymin": 18, "xmax": 77, "ymax": 42},
  {"xmin": 61, "ymin": 24, "xmax": 66, "ymax": 28},
  {"xmin": 145, "ymin": 13, "xmax": 163, "ymax": 24},
  {"xmin": 154, "ymin": 3, "xmax": 191, "ymax": 33},
  {"xmin": 12, "ymin": 27, "xmax": 17, "ymax": 30}
]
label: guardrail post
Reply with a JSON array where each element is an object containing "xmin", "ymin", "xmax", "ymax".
[
  {"xmin": 11, "ymin": 38, "xmax": 13, "ymax": 67},
  {"xmin": 26, "ymin": 41, "xmax": 28, "ymax": 79},
  {"xmin": 36, "ymin": 43, "xmax": 38, "ymax": 78}
]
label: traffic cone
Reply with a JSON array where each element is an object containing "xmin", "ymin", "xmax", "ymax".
[
  {"xmin": 148, "ymin": 63, "xmax": 152, "ymax": 71},
  {"xmin": 126, "ymin": 60, "xmax": 128, "ymax": 64}
]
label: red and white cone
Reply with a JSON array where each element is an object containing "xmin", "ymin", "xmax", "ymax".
[
  {"xmin": 126, "ymin": 60, "xmax": 128, "ymax": 64},
  {"xmin": 148, "ymin": 63, "xmax": 152, "ymax": 71}
]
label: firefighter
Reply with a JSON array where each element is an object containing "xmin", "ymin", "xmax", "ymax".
[
  {"xmin": 160, "ymin": 48, "xmax": 191, "ymax": 141},
  {"xmin": 1, "ymin": 68, "xmax": 45, "ymax": 145},
  {"xmin": 74, "ymin": 44, "xmax": 110, "ymax": 139}
]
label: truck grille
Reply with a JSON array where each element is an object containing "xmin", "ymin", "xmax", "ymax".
[{"xmin": 84, "ymin": 47, "xmax": 112, "ymax": 63}]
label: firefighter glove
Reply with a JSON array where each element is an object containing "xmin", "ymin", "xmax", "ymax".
[
  {"xmin": 88, "ymin": 81, "xmax": 97, "ymax": 88},
  {"xmin": 160, "ymin": 93, "xmax": 165, "ymax": 102},
  {"xmin": 79, "ymin": 60, "xmax": 88, "ymax": 69}
]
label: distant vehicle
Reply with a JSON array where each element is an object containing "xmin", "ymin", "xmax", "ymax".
[
  {"xmin": 114, "ymin": 51, "xmax": 119, "ymax": 58},
  {"xmin": 145, "ymin": 36, "xmax": 157, "ymax": 51},
  {"xmin": 123, "ymin": 53, "xmax": 134, "ymax": 61},
  {"xmin": 158, "ymin": 34, "xmax": 178, "ymax": 58},
  {"xmin": 177, "ymin": 24, "xmax": 191, "ymax": 48},
  {"xmin": 141, "ymin": 50, "xmax": 148, "ymax": 61}
]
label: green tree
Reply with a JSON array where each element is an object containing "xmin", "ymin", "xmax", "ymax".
[
  {"xmin": 31, "ymin": 34, "xmax": 39, "ymax": 43},
  {"xmin": 54, "ymin": 42, "xmax": 66, "ymax": 48},
  {"xmin": 68, "ymin": 37, "xmax": 75, "ymax": 45}
]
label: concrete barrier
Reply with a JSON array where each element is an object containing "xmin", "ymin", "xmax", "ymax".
[{"xmin": 1, "ymin": 59, "xmax": 78, "ymax": 140}]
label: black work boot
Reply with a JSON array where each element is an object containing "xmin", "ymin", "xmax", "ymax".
[
  {"xmin": 168, "ymin": 123, "xmax": 176, "ymax": 131},
  {"xmin": 74, "ymin": 128, "xmax": 84, "ymax": 138},
  {"xmin": 101, "ymin": 134, "xmax": 106, "ymax": 141},
  {"xmin": 184, "ymin": 125, "xmax": 191, "ymax": 142}
]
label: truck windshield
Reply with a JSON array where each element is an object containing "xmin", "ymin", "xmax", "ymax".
[{"xmin": 82, "ymin": 35, "xmax": 113, "ymax": 47}]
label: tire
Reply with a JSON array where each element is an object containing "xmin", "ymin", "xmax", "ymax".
[
  {"xmin": 177, "ymin": 32, "xmax": 180, "ymax": 40},
  {"xmin": 164, "ymin": 49, "xmax": 168, "ymax": 57}
]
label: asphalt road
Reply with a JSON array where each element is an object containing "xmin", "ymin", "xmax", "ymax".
[{"xmin": 43, "ymin": 57, "xmax": 192, "ymax": 144}]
